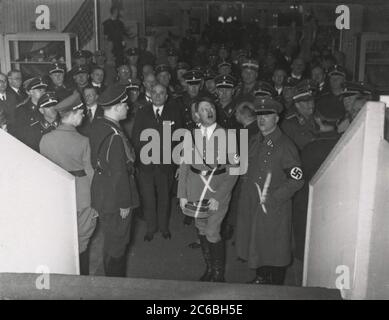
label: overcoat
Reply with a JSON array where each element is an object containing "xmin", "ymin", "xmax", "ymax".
[{"xmin": 236, "ymin": 126, "xmax": 304, "ymax": 268}]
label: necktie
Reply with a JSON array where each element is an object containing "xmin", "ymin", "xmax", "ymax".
[
  {"xmin": 87, "ymin": 108, "xmax": 93, "ymax": 122},
  {"xmin": 155, "ymin": 108, "xmax": 161, "ymax": 123}
]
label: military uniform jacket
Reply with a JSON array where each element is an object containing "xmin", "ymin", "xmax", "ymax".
[
  {"xmin": 47, "ymin": 83, "xmax": 73, "ymax": 101},
  {"xmin": 40, "ymin": 124, "xmax": 94, "ymax": 210},
  {"xmin": 216, "ymin": 100, "xmax": 242, "ymax": 131},
  {"xmin": 90, "ymin": 117, "xmax": 139, "ymax": 213},
  {"xmin": 236, "ymin": 127, "xmax": 304, "ymax": 268},
  {"xmin": 280, "ymin": 107, "xmax": 317, "ymax": 151},
  {"xmin": 177, "ymin": 125, "xmax": 239, "ymax": 207},
  {"xmin": 13, "ymin": 99, "xmax": 58, "ymax": 152}
]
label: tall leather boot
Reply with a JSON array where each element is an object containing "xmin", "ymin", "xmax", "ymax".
[
  {"xmin": 198, "ymin": 235, "xmax": 213, "ymax": 281},
  {"xmin": 209, "ymin": 240, "xmax": 226, "ymax": 282}
]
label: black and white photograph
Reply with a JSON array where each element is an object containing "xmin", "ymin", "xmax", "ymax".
[{"xmin": 0, "ymin": 0, "xmax": 388, "ymax": 305}]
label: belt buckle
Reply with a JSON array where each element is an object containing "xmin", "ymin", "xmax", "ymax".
[{"xmin": 201, "ymin": 170, "xmax": 207, "ymax": 176}]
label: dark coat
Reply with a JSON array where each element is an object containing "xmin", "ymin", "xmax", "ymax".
[
  {"xmin": 90, "ymin": 117, "xmax": 139, "ymax": 213},
  {"xmin": 77, "ymin": 105, "xmax": 104, "ymax": 138},
  {"xmin": 0, "ymin": 89, "xmax": 20, "ymax": 131},
  {"xmin": 236, "ymin": 127, "xmax": 304, "ymax": 268}
]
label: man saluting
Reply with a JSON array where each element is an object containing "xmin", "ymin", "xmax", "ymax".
[
  {"xmin": 178, "ymin": 97, "xmax": 239, "ymax": 282},
  {"xmin": 89, "ymin": 85, "xmax": 139, "ymax": 277}
]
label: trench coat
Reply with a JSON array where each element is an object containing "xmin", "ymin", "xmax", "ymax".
[{"xmin": 235, "ymin": 126, "xmax": 304, "ymax": 268}]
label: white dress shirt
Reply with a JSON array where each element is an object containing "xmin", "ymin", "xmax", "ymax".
[
  {"xmin": 200, "ymin": 123, "xmax": 217, "ymax": 140},
  {"xmin": 87, "ymin": 103, "xmax": 98, "ymax": 119},
  {"xmin": 153, "ymin": 105, "xmax": 164, "ymax": 117}
]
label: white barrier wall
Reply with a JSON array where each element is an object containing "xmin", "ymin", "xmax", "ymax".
[
  {"xmin": 0, "ymin": 130, "xmax": 79, "ymax": 275},
  {"xmin": 303, "ymin": 102, "xmax": 389, "ymax": 300}
]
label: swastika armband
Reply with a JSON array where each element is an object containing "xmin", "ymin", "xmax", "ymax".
[{"xmin": 285, "ymin": 166, "xmax": 304, "ymax": 180}]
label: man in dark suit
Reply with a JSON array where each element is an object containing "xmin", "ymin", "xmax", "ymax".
[
  {"xmin": 132, "ymin": 84, "xmax": 183, "ymax": 241},
  {"xmin": 0, "ymin": 72, "xmax": 19, "ymax": 133},
  {"xmin": 6, "ymin": 70, "xmax": 27, "ymax": 104},
  {"xmin": 77, "ymin": 85, "xmax": 104, "ymax": 137}
]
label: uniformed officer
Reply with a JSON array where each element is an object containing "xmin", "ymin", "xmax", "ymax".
[
  {"xmin": 337, "ymin": 81, "xmax": 372, "ymax": 133},
  {"xmin": 217, "ymin": 60, "xmax": 233, "ymax": 76},
  {"xmin": 326, "ymin": 64, "xmax": 346, "ymax": 97},
  {"xmin": 235, "ymin": 96, "xmax": 304, "ymax": 285},
  {"xmin": 293, "ymin": 97, "xmax": 344, "ymax": 263},
  {"xmin": 214, "ymin": 74, "xmax": 241, "ymax": 131},
  {"xmin": 121, "ymin": 79, "xmax": 142, "ymax": 141},
  {"xmin": 167, "ymin": 47, "xmax": 179, "ymax": 85},
  {"xmin": 178, "ymin": 97, "xmax": 239, "ymax": 282},
  {"xmin": 89, "ymin": 85, "xmax": 140, "ymax": 277},
  {"xmin": 203, "ymin": 69, "xmax": 218, "ymax": 100},
  {"xmin": 13, "ymin": 77, "xmax": 52, "ymax": 151},
  {"xmin": 280, "ymin": 80, "xmax": 318, "ymax": 150},
  {"xmin": 47, "ymin": 63, "xmax": 73, "ymax": 101},
  {"xmin": 72, "ymin": 65, "xmax": 90, "ymax": 96},
  {"xmin": 235, "ymin": 59, "xmax": 259, "ymax": 103},
  {"xmin": 178, "ymin": 69, "xmax": 206, "ymax": 130},
  {"xmin": 40, "ymin": 96, "xmax": 98, "ymax": 275}
]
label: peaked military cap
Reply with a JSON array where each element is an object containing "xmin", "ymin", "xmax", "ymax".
[
  {"xmin": 327, "ymin": 64, "xmax": 346, "ymax": 78},
  {"xmin": 55, "ymin": 94, "xmax": 84, "ymax": 114},
  {"xmin": 342, "ymin": 81, "xmax": 373, "ymax": 98},
  {"xmin": 253, "ymin": 81, "xmax": 276, "ymax": 97},
  {"xmin": 293, "ymin": 79, "xmax": 317, "ymax": 102},
  {"xmin": 241, "ymin": 59, "xmax": 259, "ymax": 71},
  {"xmin": 316, "ymin": 96, "xmax": 345, "ymax": 122},
  {"xmin": 73, "ymin": 50, "xmax": 86, "ymax": 59},
  {"xmin": 49, "ymin": 63, "xmax": 65, "ymax": 75},
  {"xmin": 127, "ymin": 47, "xmax": 139, "ymax": 56},
  {"xmin": 97, "ymin": 84, "xmax": 128, "ymax": 108},
  {"xmin": 183, "ymin": 70, "xmax": 203, "ymax": 85},
  {"xmin": 253, "ymin": 96, "xmax": 283, "ymax": 115},
  {"xmin": 24, "ymin": 77, "xmax": 48, "ymax": 91},
  {"xmin": 155, "ymin": 64, "xmax": 171, "ymax": 75},
  {"xmin": 72, "ymin": 65, "xmax": 89, "ymax": 76},
  {"xmin": 217, "ymin": 60, "xmax": 232, "ymax": 69},
  {"xmin": 215, "ymin": 74, "xmax": 236, "ymax": 89},
  {"xmin": 38, "ymin": 92, "xmax": 59, "ymax": 109},
  {"xmin": 125, "ymin": 79, "xmax": 141, "ymax": 91}
]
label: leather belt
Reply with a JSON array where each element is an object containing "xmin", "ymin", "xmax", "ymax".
[
  {"xmin": 69, "ymin": 170, "xmax": 87, "ymax": 177},
  {"xmin": 190, "ymin": 166, "xmax": 226, "ymax": 177}
]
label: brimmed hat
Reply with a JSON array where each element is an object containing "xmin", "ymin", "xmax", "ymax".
[
  {"xmin": 327, "ymin": 64, "xmax": 346, "ymax": 78},
  {"xmin": 183, "ymin": 70, "xmax": 203, "ymax": 85},
  {"xmin": 38, "ymin": 92, "xmax": 59, "ymax": 109},
  {"xmin": 49, "ymin": 63, "xmax": 65, "ymax": 75},
  {"xmin": 293, "ymin": 79, "xmax": 317, "ymax": 102},
  {"xmin": 253, "ymin": 81, "xmax": 276, "ymax": 98},
  {"xmin": 24, "ymin": 77, "xmax": 48, "ymax": 91},
  {"xmin": 215, "ymin": 74, "xmax": 236, "ymax": 89},
  {"xmin": 253, "ymin": 97, "xmax": 283, "ymax": 115},
  {"xmin": 97, "ymin": 85, "xmax": 128, "ymax": 108}
]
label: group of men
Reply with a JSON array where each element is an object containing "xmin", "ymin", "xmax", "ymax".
[{"xmin": 0, "ymin": 40, "xmax": 374, "ymax": 285}]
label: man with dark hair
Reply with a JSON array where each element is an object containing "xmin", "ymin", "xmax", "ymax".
[
  {"xmin": 89, "ymin": 85, "xmax": 139, "ymax": 277},
  {"xmin": 293, "ymin": 98, "xmax": 344, "ymax": 264},
  {"xmin": 90, "ymin": 65, "xmax": 106, "ymax": 94},
  {"xmin": 78, "ymin": 85, "xmax": 104, "ymax": 137},
  {"xmin": 310, "ymin": 65, "xmax": 327, "ymax": 95},
  {"xmin": 178, "ymin": 97, "xmax": 239, "ymax": 282},
  {"xmin": 272, "ymin": 68, "xmax": 287, "ymax": 97}
]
